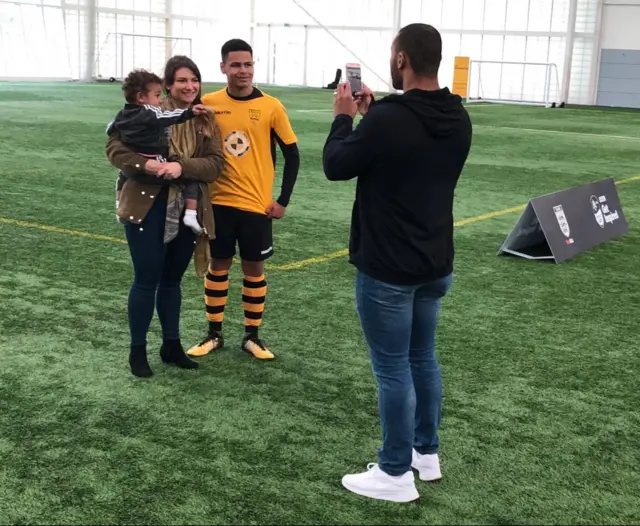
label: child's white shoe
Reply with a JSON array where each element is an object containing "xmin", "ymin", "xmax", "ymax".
[{"xmin": 183, "ymin": 209, "xmax": 203, "ymax": 234}]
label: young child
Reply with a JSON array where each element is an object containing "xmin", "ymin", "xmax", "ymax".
[{"xmin": 106, "ymin": 68, "xmax": 210, "ymax": 234}]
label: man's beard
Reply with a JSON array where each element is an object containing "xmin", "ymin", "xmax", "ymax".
[{"xmin": 391, "ymin": 65, "xmax": 403, "ymax": 90}]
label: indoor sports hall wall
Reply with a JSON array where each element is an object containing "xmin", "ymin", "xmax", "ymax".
[{"xmin": 0, "ymin": 0, "xmax": 638, "ymax": 107}]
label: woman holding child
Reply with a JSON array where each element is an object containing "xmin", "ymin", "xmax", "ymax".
[{"xmin": 106, "ymin": 55, "xmax": 225, "ymax": 378}]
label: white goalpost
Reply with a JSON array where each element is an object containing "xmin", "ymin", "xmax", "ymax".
[
  {"xmin": 93, "ymin": 32, "xmax": 193, "ymax": 82},
  {"xmin": 466, "ymin": 60, "xmax": 562, "ymax": 108}
]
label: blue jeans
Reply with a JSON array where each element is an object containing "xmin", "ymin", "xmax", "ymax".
[
  {"xmin": 124, "ymin": 192, "xmax": 196, "ymax": 346},
  {"xmin": 355, "ymin": 270, "xmax": 453, "ymax": 476}
]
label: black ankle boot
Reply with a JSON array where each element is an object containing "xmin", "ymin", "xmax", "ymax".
[
  {"xmin": 160, "ymin": 340, "xmax": 199, "ymax": 370},
  {"xmin": 129, "ymin": 344, "xmax": 153, "ymax": 378}
]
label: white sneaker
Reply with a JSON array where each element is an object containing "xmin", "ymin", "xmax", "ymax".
[
  {"xmin": 341, "ymin": 463, "xmax": 419, "ymax": 503},
  {"xmin": 411, "ymin": 449, "xmax": 442, "ymax": 482}
]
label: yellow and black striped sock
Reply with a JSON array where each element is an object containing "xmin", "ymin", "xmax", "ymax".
[
  {"xmin": 242, "ymin": 273, "xmax": 267, "ymax": 336},
  {"xmin": 205, "ymin": 266, "xmax": 229, "ymax": 334}
]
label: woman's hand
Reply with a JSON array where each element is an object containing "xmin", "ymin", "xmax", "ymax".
[
  {"xmin": 144, "ymin": 159, "xmax": 163, "ymax": 175},
  {"xmin": 156, "ymin": 162, "xmax": 183, "ymax": 180}
]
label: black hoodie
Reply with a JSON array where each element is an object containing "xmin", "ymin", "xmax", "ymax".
[{"xmin": 322, "ymin": 87, "xmax": 472, "ymax": 285}]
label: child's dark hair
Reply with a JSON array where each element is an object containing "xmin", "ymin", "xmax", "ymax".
[{"xmin": 122, "ymin": 69, "xmax": 163, "ymax": 104}]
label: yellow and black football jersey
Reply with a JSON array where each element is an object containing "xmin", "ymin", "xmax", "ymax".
[{"xmin": 201, "ymin": 88, "xmax": 298, "ymax": 215}]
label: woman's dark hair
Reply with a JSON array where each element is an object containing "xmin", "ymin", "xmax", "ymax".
[{"xmin": 163, "ymin": 55, "xmax": 204, "ymax": 103}]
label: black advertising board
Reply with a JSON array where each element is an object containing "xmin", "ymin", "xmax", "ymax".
[{"xmin": 498, "ymin": 178, "xmax": 628, "ymax": 263}]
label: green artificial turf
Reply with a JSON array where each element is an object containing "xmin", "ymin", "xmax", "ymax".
[{"xmin": 0, "ymin": 81, "xmax": 639, "ymax": 525}]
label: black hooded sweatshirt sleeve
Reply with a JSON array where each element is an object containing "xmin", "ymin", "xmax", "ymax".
[{"xmin": 322, "ymin": 88, "xmax": 473, "ymax": 285}]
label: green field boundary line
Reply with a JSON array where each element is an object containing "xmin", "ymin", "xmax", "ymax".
[{"xmin": 1, "ymin": 174, "xmax": 639, "ymax": 272}]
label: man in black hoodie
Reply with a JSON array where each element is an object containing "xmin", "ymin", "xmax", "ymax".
[{"xmin": 323, "ymin": 23, "xmax": 472, "ymax": 502}]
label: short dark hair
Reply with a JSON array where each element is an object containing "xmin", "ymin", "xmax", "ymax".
[
  {"xmin": 394, "ymin": 23, "xmax": 442, "ymax": 77},
  {"xmin": 121, "ymin": 69, "xmax": 162, "ymax": 103},
  {"xmin": 221, "ymin": 38, "xmax": 253, "ymax": 62}
]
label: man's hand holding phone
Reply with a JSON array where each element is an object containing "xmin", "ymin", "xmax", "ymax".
[
  {"xmin": 333, "ymin": 82, "xmax": 358, "ymax": 118},
  {"xmin": 354, "ymin": 84, "xmax": 375, "ymax": 116}
]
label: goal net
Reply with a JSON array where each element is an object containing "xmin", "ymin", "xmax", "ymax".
[
  {"xmin": 94, "ymin": 33, "xmax": 192, "ymax": 82},
  {"xmin": 467, "ymin": 60, "xmax": 561, "ymax": 107}
]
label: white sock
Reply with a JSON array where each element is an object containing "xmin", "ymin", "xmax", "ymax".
[{"xmin": 183, "ymin": 209, "xmax": 203, "ymax": 234}]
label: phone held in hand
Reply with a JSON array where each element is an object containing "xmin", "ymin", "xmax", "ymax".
[{"xmin": 345, "ymin": 63, "xmax": 362, "ymax": 95}]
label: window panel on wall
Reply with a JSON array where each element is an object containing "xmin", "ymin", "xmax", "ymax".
[
  {"xmin": 196, "ymin": 0, "xmax": 250, "ymax": 20},
  {"xmin": 441, "ymin": 0, "xmax": 463, "ymax": 29},
  {"xmin": 99, "ymin": 0, "xmax": 116, "ymax": 8},
  {"xmin": 525, "ymin": 37, "xmax": 550, "ymax": 63},
  {"xmin": 505, "ymin": 0, "xmax": 529, "ymax": 31},
  {"xmin": 1, "ymin": 3, "xmax": 29, "ymax": 77},
  {"xmin": 64, "ymin": 9, "xmax": 81, "ymax": 78},
  {"xmin": 96, "ymin": 13, "xmax": 116, "ymax": 78},
  {"xmin": 460, "ymin": 34, "xmax": 481, "ymax": 60},
  {"xmin": 340, "ymin": 0, "xmax": 394, "ymax": 28},
  {"xmin": 255, "ymin": 0, "xmax": 394, "ymax": 28},
  {"xmin": 135, "ymin": 0, "xmax": 151, "ymax": 11},
  {"xmin": 0, "ymin": 3, "xmax": 71, "ymax": 78},
  {"xmin": 550, "ymin": 0, "xmax": 570, "ymax": 31},
  {"xmin": 462, "ymin": 0, "xmax": 485, "ymax": 30},
  {"xmin": 439, "ymin": 32, "xmax": 460, "ymax": 89},
  {"xmin": 528, "ymin": 0, "xmax": 552, "ymax": 31},
  {"xmin": 481, "ymin": 35, "xmax": 504, "ymax": 61},
  {"xmin": 400, "ymin": 0, "xmax": 422, "ymax": 26},
  {"xmin": 548, "ymin": 37, "xmax": 566, "ymax": 100},
  {"xmin": 523, "ymin": 38, "xmax": 551, "ymax": 102},
  {"xmin": 117, "ymin": 14, "xmax": 135, "ymax": 34},
  {"xmin": 305, "ymin": 29, "xmax": 337, "ymax": 89},
  {"xmin": 269, "ymin": 26, "xmax": 313, "ymax": 87},
  {"xmin": 568, "ymin": 37, "xmax": 594, "ymax": 104},
  {"xmin": 574, "ymin": 0, "xmax": 598, "ymax": 33},
  {"xmin": 12, "ymin": 0, "xmax": 56, "ymax": 4},
  {"xmin": 185, "ymin": 21, "xmax": 219, "ymax": 80},
  {"xmin": 180, "ymin": 0, "xmax": 200, "ymax": 17},
  {"xmin": 117, "ymin": 0, "xmax": 134, "ymax": 9},
  {"xmin": 133, "ymin": 16, "xmax": 151, "ymax": 34},
  {"xmin": 305, "ymin": 27, "xmax": 393, "ymax": 92},
  {"xmin": 171, "ymin": 0, "xmax": 182, "ymax": 15},
  {"xmin": 150, "ymin": 17, "xmax": 165, "ymax": 36},
  {"xmin": 503, "ymin": 35, "xmax": 526, "ymax": 62},
  {"xmin": 43, "ymin": 6, "xmax": 71, "ymax": 74},
  {"xmin": 478, "ymin": 35, "xmax": 506, "ymax": 99},
  {"xmin": 149, "ymin": 0, "xmax": 166, "ymax": 13},
  {"xmin": 130, "ymin": 17, "xmax": 152, "ymax": 72},
  {"xmin": 252, "ymin": 26, "xmax": 270, "ymax": 84},
  {"xmin": 483, "ymin": 0, "xmax": 507, "ymax": 30},
  {"xmin": 419, "ymin": 0, "xmax": 443, "ymax": 27}
]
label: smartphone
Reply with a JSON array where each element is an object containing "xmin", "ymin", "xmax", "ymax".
[{"xmin": 345, "ymin": 63, "xmax": 362, "ymax": 95}]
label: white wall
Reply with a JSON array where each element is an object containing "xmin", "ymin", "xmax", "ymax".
[{"xmin": 600, "ymin": 1, "xmax": 640, "ymax": 51}]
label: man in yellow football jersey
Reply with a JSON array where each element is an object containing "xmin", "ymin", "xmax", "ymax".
[{"xmin": 187, "ymin": 39, "xmax": 300, "ymax": 360}]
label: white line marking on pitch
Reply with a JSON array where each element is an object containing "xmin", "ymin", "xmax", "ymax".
[
  {"xmin": 293, "ymin": 110, "xmax": 640, "ymax": 141},
  {"xmin": 476, "ymin": 125, "xmax": 640, "ymax": 141}
]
